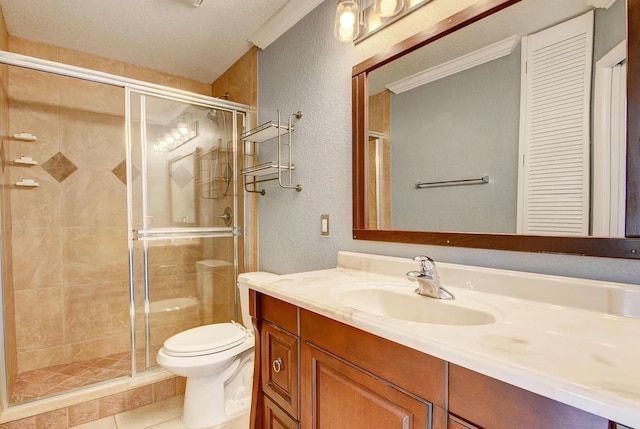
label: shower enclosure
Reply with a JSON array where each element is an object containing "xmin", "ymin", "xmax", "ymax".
[{"xmin": 0, "ymin": 51, "xmax": 248, "ymax": 407}]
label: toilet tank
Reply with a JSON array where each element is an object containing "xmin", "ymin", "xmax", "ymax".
[
  {"xmin": 237, "ymin": 272, "xmax": 280, "ymax": 329},
  {"xmin": 237, "ymin": 280, "xmax": 252, "ymax": 330},
  {"xmin": 196, "ymin": 259, "xmax": 234, "ymax": 323}
]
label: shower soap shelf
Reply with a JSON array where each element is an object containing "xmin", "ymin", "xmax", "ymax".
[
  {"xmin": 15, "ymin": 179, "xmax": 39, "ymax": 187},
  {"xmin": 242, "ymin": 110, "xmax": 302, "ymax": 195},
  {"xmin": 13, "ymin": 156, "xmax": 37, "ymax": 165},
  {"xmin": 13, "ymin": 132, "xmax": 37, "ymax": 141}
]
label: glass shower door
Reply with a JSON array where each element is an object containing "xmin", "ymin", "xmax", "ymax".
[{"xmin": 127, "ymin": 91, "xmax": 241, "ymax": 372}]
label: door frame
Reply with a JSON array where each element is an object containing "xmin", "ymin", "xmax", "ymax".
[{"xmin": 592, "ymin": 40, "xmax": 627, "ymax": 236}]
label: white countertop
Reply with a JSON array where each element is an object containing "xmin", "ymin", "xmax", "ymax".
[{"xmin": 239, "ymin": 252, "xmax": 640, "ymax": 428}]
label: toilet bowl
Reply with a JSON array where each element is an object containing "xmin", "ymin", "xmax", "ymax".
[{"xmin": 157, "ymin": 278, "xmax": 254, "ymax": 428}]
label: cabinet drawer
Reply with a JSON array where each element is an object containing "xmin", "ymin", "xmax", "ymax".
[
  {"xmin": 300, "ymin": 309, "xmax": 444, "ymax": 405},
  {"xmin": 448, "ymin": 364, "xmax": 610, "ymax": 429},
  {"xmin": 264, "ymin": 396, "xmax": 299, "ymax": 429},
  {"xmin": 258, "ymin": 293, "xmax": 298, "ymax": 335},
  {"xmin": 262, "ymin": 321, "xmax": 299, "ymax": 418}
]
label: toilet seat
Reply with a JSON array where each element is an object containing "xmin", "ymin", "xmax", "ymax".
[{"xmin": 163, "ymin": 323, "xmax": 249, "ymax": 357}]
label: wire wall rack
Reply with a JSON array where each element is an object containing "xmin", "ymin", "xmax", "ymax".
[{"xmin": 241, "ymin": 110, "xmax": 303, "ymax": 195}]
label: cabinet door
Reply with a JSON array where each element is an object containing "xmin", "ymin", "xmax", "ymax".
[
  {"xmin": 448, "ymin": 416, "xmax": 479, "ymax": 429},
  {"xmin": 264, "ymin": 396, "xmax": 299, "ymax": 429},
  {"xmin": 262, "ymin": 321, "xmax": 299, "ymax": 418},
  {"xmin": 301, "ymin": 342, "xmax": 430, "ymax": 429},
  {"xmin": 449, "ymin": 364, "xmax": 610, "ymax": 429}
]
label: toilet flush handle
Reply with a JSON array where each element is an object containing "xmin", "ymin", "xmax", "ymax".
[{"xmin": 272, "ymin": 358, "xmax": 283, "ymax": 373}]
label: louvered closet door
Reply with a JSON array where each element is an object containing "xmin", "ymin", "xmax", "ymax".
[{"xmin": 517, "ymin": 11, "xmax": 594, "ymax": 235}]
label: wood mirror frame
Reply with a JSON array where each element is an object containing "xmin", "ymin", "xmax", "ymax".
[{"xmin": 352, "ymin": 0, "xmax": 640, "ymax": 259}]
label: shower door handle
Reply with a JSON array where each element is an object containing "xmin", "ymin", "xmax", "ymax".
[{"xmin": 131, "ymin": 227, "xmax": 237, "ymax": 241}]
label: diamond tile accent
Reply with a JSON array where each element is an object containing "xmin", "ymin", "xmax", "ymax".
[
  {"xmin": 111, "ymin": 160, "xmax": 140, "ymax": 185},
  {"xmin": 171, "ymin": 164, "xmax": 193, "ymax": 188},
  {"xmin": 42, "ymin": 152, "xmax": 78, "ymax": 182}
]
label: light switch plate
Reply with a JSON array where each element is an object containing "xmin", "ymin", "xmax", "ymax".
[{"xmin": 321, "ymin": 214, "xmax": 330, "ymax": 236}]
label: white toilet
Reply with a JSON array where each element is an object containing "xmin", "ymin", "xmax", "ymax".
[{"xmin": 157, "ymin": 282, "xmax": 254, "ymax": 428}]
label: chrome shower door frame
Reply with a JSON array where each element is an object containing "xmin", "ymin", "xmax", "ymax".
[
  {"xmin": 126, "ymin": 88, "xmax": 244, "ymax": 374},
  {"xmin": 0, "ymin": 49, "xmax": 249, "ymax": 408}
]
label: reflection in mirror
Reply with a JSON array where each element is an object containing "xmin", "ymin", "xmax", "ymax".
[
  {"xmin": 169, "ymin": 149, "xmax": 199, "ymax": 225},
  {"xmin": 365, "ymin": 0, "xmax": 626, "ymax": 237},
  {"xmin": 129, "ymin": 93, "xmax": 238, "ymax": 229}
]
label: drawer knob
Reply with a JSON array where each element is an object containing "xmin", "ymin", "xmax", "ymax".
[{"xmin": 272, "ymin": 358, "xmax": 284, "ymax": 373}]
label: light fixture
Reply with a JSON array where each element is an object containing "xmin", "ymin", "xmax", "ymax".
[
  {"xmin": 154, "ymin": 113, "xmax": 199, "ymax": 152},
  {"xmin": 374, "ymin": 0, "xmax": 403, "ymax": 17},
  {"xmin": 334, "ymin": 0, "xmax": 360, "ymax": 43},
  {"xmin": 335, "ymin": 0, "xmax": 430, "ymax": 43}
]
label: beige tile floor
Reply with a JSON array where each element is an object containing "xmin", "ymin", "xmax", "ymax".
[{"xmin": 69, "ymin": 396, "xmax": 249, "ymax": 429}]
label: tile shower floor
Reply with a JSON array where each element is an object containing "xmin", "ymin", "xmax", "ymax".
[{"xmin": 11, "ymin": 349, "xmax": 161, "ymax": 403}]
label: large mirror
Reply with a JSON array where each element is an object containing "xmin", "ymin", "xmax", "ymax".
[
  {"xmin": 169, "ymin": 149, "xmax": 200, "ymax": 226},
  {"xmin": 353, "ymin": 0, "xmax": 640, "ymax": 259}
]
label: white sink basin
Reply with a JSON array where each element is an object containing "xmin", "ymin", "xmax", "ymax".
[{"xmin": 335, "ymin": 284, "xmax": 495, "ymax": 326}]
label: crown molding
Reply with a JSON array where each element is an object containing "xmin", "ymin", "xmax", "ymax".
[
  {"xmin": 249, "ymin": 0, "xmax": 325, "ymax": 49},
  {"xmin": 587, "ymin": 0, "xmax": 620, "ymax": 9},
  {"xmin": 386, "ymin": 35, "xmax": 521, "ymax": 94}
]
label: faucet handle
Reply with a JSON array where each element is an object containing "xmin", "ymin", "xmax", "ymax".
[{"xmin": 413, "ymin": 255, "xmax": 435, "ymax": 273}]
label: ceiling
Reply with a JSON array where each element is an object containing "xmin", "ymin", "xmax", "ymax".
[{"xmin": 0, "ymin": 0, "xmax": 321, "ymax": 84}]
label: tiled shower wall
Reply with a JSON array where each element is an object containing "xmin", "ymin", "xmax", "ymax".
[
  {"xmin": 5, "ymin": 37, "xmax": 214, "ymax": 378},
  {"xmin": 0, "ymin": 6, "xmax": 18, "ymax": 400},
  {"xmin": 0, "ymin": 24, "xmax": 258, "ymax": 424},
  {"xmin": 212, "ymin": 47, "xmax": 259, "ymax": 274}
]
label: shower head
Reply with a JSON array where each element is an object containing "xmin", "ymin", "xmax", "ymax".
[{"xmin": 206, "ymin": 109, "xmax": 218, "ymax": 121}]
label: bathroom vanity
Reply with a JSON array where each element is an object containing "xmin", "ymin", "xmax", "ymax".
[{"xmin": 241, "ymin": 252, "xmax": 639, "ymax": 429}]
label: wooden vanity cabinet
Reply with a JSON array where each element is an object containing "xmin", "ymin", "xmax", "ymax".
[
  {"xmin": 261, "ymin": 322, "xmax": 299, "ymax": 419},
  {"xmin": 448, "ymin": 364, "xmax": 610, "ymax": 429},
  {"xmin": 302, "ymin": 343, "xmax": 431, "ymax": 428},
  {"xmin": 250, "ymin": 291, "xmax": 301, "ymax": 429},
  {"xmin": 263, "ymin": 396, "xmax": 299, "ymax": 429},
  {"xmin": 300, "ymin": 309, "xmax": 446, "ymax": 429},
  {"xmin": 250, "ymin": 291, "xmax": 445, "ymax": 429},
  {"xmin": 448, "ymin": 415, "xmax": 480, "ymax": 429},
  {"xmin": 250, "ymin": 292, "xmax": 633, "ymax": 429}
]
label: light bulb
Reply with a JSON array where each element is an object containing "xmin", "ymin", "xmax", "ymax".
[
  {"xmin": 374, "ymin": 0, "xmax": 403, "ymax": 18},
  {"xmin": 177, "ymin": 121, "xmax": 190, "ymax": 135},
  {"xmin": 340, "ymin": 7, "xmax": 356, "ymax": 27},
  {"xmin": 334, "ymin": 1, "xmax": 360, "ymax": 42},
  {"xmin": 155, "ymin": 139, "xmax": 169, "ymax": 152},
  {"xmin": 172, "ymin": 129, "xmax": 182, "ymax": 140}
]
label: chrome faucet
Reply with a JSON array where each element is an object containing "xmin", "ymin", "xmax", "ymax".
[{"xmin": 406, "ymin": 256, "xmax": 454, "ymax": 300}]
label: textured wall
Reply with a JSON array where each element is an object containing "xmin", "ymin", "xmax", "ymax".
[
  {"xmin": 256, "ymin": 0, "xmax": 354, "ymax": 275},
  {"xmin": 257, "ymin": 0, "xmax": 640, "ymax": 284}
]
